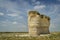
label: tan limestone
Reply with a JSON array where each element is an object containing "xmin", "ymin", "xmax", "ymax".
[{"xmin": 28, "ymin": 11, "xmax": 50, "ymax": 36}]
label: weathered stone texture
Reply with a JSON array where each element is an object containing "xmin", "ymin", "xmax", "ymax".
[{"xmin": 28, "ymin": 11, "xmax": 50, "ymax": 36}]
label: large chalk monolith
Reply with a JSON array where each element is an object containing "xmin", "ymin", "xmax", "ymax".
[{"xmin": 28, "ymin": 11, "xmax": 50, "ymax": 36}]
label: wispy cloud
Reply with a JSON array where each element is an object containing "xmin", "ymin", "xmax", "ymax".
[
  {"xmin": 35, "ymin": 1, "xmax": 40, "ymax": 5},
  {"xmin": 12, "ymin": 21, "xmax": 18, "ymax": 24},
  {"xmin": 34, "ymin": 5, "xmax": 46, "ymax": 10},
  {"xmin": 0, "ymin": 12, "xmax": 4, "ymax": 16},
  {"xmin": 7, "ymin": 13, "xmax": 19, "ymax": 17}
]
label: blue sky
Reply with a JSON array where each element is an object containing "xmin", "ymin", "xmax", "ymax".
[{"xmin": 0, "ymin": 0, "xmax": 60, "ymax": 32}]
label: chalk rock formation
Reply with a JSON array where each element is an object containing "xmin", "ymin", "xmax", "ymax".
[{"xmin": 28, "ymin": 11, "xmax": 50, "ymax": 36}]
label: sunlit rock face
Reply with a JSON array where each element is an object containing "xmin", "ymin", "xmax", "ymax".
[{"xmin": 28, "ymin": 11, "xmax": 50, "ymax": 36}]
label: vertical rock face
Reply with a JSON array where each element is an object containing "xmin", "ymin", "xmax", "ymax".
[{"xmin": 28, "ymin": 11, "xmax": 50, "ymax": 36}]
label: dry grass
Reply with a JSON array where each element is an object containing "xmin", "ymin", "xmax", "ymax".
[{"xmin": 0, "ymin": 32, "xmax": 60, "ymax": 40}]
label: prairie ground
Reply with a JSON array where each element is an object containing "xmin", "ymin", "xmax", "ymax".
[{"xmin": 0, "ymin": 32, "xmax": 60, "ymax": 40}]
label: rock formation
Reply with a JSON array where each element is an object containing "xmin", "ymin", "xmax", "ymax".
[{"xmin": 28, "ymin": 11, "xmax": 50, "ymax": 36}]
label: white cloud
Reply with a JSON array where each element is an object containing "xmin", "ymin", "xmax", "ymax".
[
  {"xmin": 7, "ymin": 13, "xmax": 19, "ymax": 17},
  {"xmin": 32, "ymin": 1, "xmax": 40, "ymax": 6},
  {"xmin": 12, "ymin": 21, "xmax": 17, "ymax": 24},
  {"xmin": 0, "ymin": 20, "xmax": 28, "ymax": 32},
  {"xmin": 34, "ymin": 5, "xmax": 46, "ymax": 10},
  {"xmin": 0, "ymin": 12, "xmax": 4, "ymax": 16}
]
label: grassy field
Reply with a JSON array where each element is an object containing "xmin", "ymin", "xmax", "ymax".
[{"xmin": 0, "ymin": 32, "xmax": 60, "ymax": 40}]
